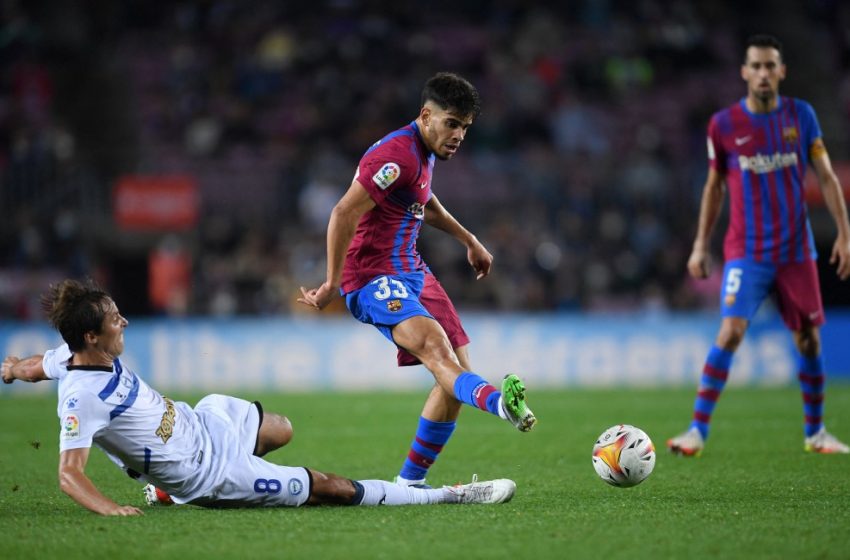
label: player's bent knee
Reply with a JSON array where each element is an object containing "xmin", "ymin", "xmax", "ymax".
[{"xmin": 256, "ymin": 413, "xmax": 293, "ymax": 456}]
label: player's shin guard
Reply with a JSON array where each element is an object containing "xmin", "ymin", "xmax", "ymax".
[
  {"xmin": 398, "ymin": 417, "xmax": 456, "ymax": 483},
  {"xmin": 453, "ymin": 372, "xmax": 501, "ymax": 415},
  {"xmin": 798, "ymin": 355, "xmax": 825, "ymax": 437},
  {"xmin": 689, "ymin": 346, "xmax": 733, "ymax": 439}
]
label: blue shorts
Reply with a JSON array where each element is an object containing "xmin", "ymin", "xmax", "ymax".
[
  {"xmin": 345, "ymin": 271, "xmax": 470, "ymax": 366},
  {"xmin": 345, "ymin": 272, "xmax": 434, "ymax": 344},
  {"xmin": 720, "ymin": 258, "xmax": 824, "ymax": 329}
]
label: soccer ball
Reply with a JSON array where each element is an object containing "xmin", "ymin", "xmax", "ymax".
[{"xmin": 591, "ymin": 424, "xmax": 656, "ymax": 488}]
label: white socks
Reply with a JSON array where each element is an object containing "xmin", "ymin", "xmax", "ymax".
[{"xmin": 356, "ymin": 480, "xmax": 448, "ymax": 506}]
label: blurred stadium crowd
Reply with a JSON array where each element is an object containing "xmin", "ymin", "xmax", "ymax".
[{"xmin": 2, "ymin": 0, "xmax": 850, "ymax": 318}]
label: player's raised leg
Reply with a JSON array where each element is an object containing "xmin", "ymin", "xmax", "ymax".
[
  {"xmin": 392, "ymin": 317, "xmax": 535, "ymax": 485},
  {"xmin": 392, "ymin": 316, "xmax": 535, "ymax": 428}
]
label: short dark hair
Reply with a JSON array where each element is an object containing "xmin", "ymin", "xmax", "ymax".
[
  {"xmin": 744, "ymin": 34, "xmax": 783, "ymax": 62},
  {"xmin": 42, "ymin": 279, "xmax": 112, "ymax": 352},
  {"xmin": 421, "ymin": 72, "xmax": 481, "ymax": 118}
]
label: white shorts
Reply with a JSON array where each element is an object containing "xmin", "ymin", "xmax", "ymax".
[{"xmin": 186, "ymin": 394, "xmax": 312, "ymax": 508}]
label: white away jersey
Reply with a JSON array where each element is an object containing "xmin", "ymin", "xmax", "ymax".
[{"xmin": 45, "ymin": 344, "xmax": 210, "ymax": 500}]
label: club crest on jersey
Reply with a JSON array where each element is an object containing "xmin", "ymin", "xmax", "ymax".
[
  {"xmin": 373, "ymin": 162, "xmax": 401, "ymax": 190},
  {"xmin": 782, "ymin": 127, "xmax": 798, "ymax": 144},
  {"xmin": 288, "ymin": 478, "xmax": 304, "ymax": 496},
  {"xmin": 387, "ymin": 299, "xmax": 402, "ymax": 312},
  {"xmin": 724, "ymin": 294, "xmax": 736, "ymax": 307},
  {"xmin": 61, "ymin": 414, "xmax": 80, "ymax": 439}
]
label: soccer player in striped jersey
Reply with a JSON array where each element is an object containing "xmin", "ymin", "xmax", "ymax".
[
  {"xmin": 668, "ymin": 34, "xmax": 850, "ymax": 456},
  {"xmin": 299, "ymin": 72, "xmax": 536, "ymax": 488},
  {"xmin": 1, "ymin": 279, "xmax": 516, "ymax": 515}
]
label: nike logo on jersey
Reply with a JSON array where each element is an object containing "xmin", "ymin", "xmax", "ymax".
[
  {"xmin": 419, "ymin": 182, "xmax": 427, "ymax": 189},
  {"xmin": 734, "ymin": 136, "xmax": 752, "ymax": 146}
]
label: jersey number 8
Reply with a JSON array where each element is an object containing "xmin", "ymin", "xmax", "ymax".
[{"xmin": 254, "ymin": 478, "xmax": 282, "ymax": 495}]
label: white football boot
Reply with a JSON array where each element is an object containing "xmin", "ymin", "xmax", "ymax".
[
  {"xmin": 804, "ymin": 427, "xmax": 850, "ymax": 454},
  {"xmin": 666, "ymin": 427, "xmax": 705, "ymax": 457},
  {"xmin": 444, "ymin": 474, "xmax": 516, "ymax": 505}
]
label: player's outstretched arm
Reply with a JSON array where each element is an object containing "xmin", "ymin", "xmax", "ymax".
[
  {"xmin": 424, "ymin": 194, "xmax": 492, "ymax": 279},
  {"xmin": 2, "ymin": 355, "xmax": 48, "ymax": 384},
  {"xmin": 811, "ymin": 143, "xmax": 850, "ymax": 280},
  {"xmin": 59, "ymin": 447, "xmax": 143, "ymax": 516},
  {"xmin": 299, "ymin": 180, "xmax": 376, "ymax": 309},
  {"xmin": 688, "ymin": 169, "xmax": 726, "ymax": 279}
]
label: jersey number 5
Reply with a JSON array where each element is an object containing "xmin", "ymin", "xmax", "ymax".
[{"xmin": 725, "ymin": 268, "xmax": 743, "ymax": 294}]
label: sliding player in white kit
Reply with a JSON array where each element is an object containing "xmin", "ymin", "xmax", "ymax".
[{"xmin": 1, "ymin": 279, "xmax": 515, "ymax": 515}]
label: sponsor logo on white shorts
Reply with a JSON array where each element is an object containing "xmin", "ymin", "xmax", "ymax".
[
  {"xmin": 288, "ymin": 478, "xmax": 303, "ymax": 496},
  {"xmin": 373, "ymin": 162, "xmax": 400, "ymax": 190},
  {"xmin": 61, "ymin": 414, "xmax": 80, "ymax": 439}
]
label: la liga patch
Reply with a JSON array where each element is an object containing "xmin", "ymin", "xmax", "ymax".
[
  {"xmin": 61, "ymin": 414, "xmax": 80, "ymax": 439},
  {"xmin": 372, "ymin": 162, "xmax": 401, "ymax": 190}
]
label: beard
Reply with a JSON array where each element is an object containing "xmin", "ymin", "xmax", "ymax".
[{"xmin": 754, "ymin": 85, "xmax": 776, "ymax": 104}]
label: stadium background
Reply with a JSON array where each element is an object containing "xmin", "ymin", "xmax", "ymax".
[{"xmin": 3, "ymin": 0, "xmax": 850, "ymax": 390}]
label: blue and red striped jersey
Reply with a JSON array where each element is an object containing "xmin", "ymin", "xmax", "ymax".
[
  {"xmin": 341, "ymin": 121, "xmax": 435, "ymax": 293},
  {"xmin": 707, "ymin": 96, "xmax": 821, "ymax": 263}
]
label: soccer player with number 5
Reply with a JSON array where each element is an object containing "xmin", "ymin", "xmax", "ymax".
[{"xmin": 668, "ymin": 34, "xmax": 850, "ymax": 456}]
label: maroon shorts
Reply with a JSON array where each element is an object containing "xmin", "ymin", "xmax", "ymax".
[
  {"xmin": 774, "ymin": 259, "xmax": 825, "ymax": 330},
  {"xmin": 397, "ymin": 273, "xmax": 470, "ymax": 366},
  {"xmin": 721, "ymin": 258, "xmax": 824, "ymax": 331}
]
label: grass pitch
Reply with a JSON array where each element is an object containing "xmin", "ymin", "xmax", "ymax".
[{"xmin": 2, "ymin": 386, "xmax": 849, "ymax": 560}]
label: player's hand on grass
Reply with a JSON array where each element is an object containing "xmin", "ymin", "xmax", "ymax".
[
  {"xmin": 298, "ymin": 283, "xmax": 339, "ymax": 310},
  {"xmin": 2, "ymin": 356, "xmax": 19, "ymax": 384},
  {"xmin": 108, "ymin": 505, "xmax": 144, "ymax": 516}
]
